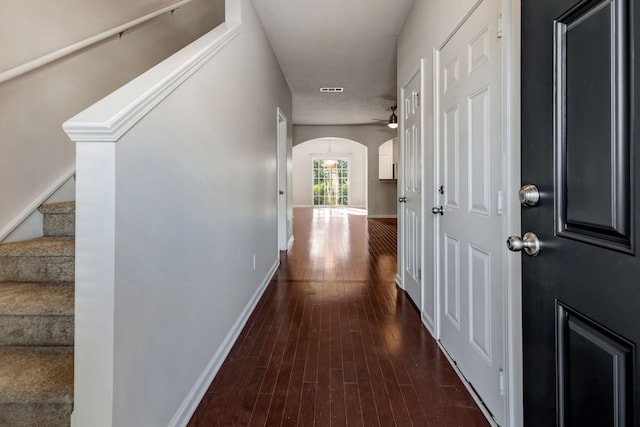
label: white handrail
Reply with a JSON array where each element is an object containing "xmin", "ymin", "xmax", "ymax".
[{"xmin": 0, "ymin": 0, "xmax": 195, "ymax": 84}]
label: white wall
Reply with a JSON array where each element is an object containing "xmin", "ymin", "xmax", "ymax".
[
  {"xmin": 293, "ymin": 125, "xmax": 398, "ymax": 218},
  {"xmin": 0, "ymin": 0, "xmax": 225, "ymax": 240},
  {"xmin": 292, "ymin": 138, "xmax": 367, "ymax": 208},
  {"xmin": 378, "ymin": 138, "xmax": 398, "ymax": 179},
  {"xmin": 64, "ymin": 0, "xmax": 291, "ymax": 424}
]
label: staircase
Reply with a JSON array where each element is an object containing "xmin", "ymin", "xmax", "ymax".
[{"xmin": 0, "ymin": 202, "xmax": 75, "ymax": 426}]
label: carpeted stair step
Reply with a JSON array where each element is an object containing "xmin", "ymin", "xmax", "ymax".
[
  {"xmin": 38, "ymin": 202, "xmax": 75, "ymax": 238},
  {"xmin": 0, "ymin": 346, "xmax": 73, "ymax": 427},
  {"xmin": 0, "ymin": 283, "xmax": 73, "ymax": 346},
  {"xmin": 0, "ymin": 238, "xmax": 74, "ymax": 283}
]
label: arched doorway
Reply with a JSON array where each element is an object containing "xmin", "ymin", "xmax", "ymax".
[{"xmin": 292, "ymin": 138, "xmax": 368, "ymax": 211}]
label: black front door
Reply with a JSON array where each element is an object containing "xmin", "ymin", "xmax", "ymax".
[{"xmin": 521, "ymin": 0, "xmax": 640, "ymax": 425}]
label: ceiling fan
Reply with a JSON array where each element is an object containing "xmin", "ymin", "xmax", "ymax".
[{"xmin": 373, "ymin": 106, "xmax": 398, "ymax": 129}]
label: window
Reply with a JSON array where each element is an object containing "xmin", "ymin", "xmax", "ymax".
[{"xmin": 313, "ymin": 159, "xmax": 349, "ymax": 206}]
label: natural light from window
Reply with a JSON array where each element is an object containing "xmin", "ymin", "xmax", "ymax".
[{"xmin": 312, "ymin": 159, "xmax": 349, "ymax": 206}]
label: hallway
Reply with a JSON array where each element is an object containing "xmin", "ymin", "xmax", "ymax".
[{"xmin": 188, "ymin": 208, "xmax": 489, "ymax": 426}]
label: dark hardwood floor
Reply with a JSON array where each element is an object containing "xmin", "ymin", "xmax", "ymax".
[{"xmin": 187, "ymin": 207, "xmax": 489, "ymax": 426}]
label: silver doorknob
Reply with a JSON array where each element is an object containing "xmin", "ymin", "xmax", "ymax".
[
  {"xmin": 398, "ymin": 197, "xmax": 407, "ymax": 203},
  {"xmin": 431, "ymin": 206, "xmax": 444, "ymax": 215},
  {"xmin": 506, "ymin": 232, "xmax": 540, "ymax": 256},
  {"xmin": 518, "ymin": 184, "xmax": 540, "ymax": 207}
]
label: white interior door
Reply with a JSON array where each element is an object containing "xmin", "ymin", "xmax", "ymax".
[
  {"xmin": 401, "ymin": 70, "xmax": 422, "ymax": 310},
  {"xmin": 277, "ymin": 108, "xmax": 290, "ymax": 251},
  {"xmin": 436, "ymin": 0, "xmax": 505, "ymax": 424}
]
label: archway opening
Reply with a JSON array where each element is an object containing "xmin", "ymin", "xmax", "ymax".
[{"xmin": 292, "ymin": 137, "xmax": 368, "ymax": 213}]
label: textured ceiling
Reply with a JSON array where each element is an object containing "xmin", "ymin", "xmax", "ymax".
[{"xmin": 252, "ymin": 0, "xmax": 415, "ymax": 125}]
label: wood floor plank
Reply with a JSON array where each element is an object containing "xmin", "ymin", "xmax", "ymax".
[
  {"xmin": 302, "ymin": 304, "xmax": 321, "ymax": 383},
  {"xmin": 188, "ymin": 207, "xmax": 489, "ymax": 427},
  {"xmin": 314, "ymin": 331, "xmax": 331, "ymax": 424},
  {"xmin": 400, "ymin": 384, "xmax": 431, "ymax": 427},
  {"xmin": 360, "ymin": 336, "xmax": 397, "ymax": 426},
  {"xmin": 329, "ymin": 369, "xmax": 347, "ymax": 426},
  {"xmin": 344, "ymin": 382, "xmax": 365, "ymax": 427},
  {"xmin": 379, "ymin": 359, "xmax": 413, "ymax": 426},
  {"xmin": 299, "ymin": 382, "xmax": 317, "ymax": 426},
  {"xmin": 339, "ymin": 302, "xmax": 357, "ymax": 384},
  {"xmin": 294, "ymin": 295, "xmax": 313, "ymax": 360},
  {"xmin": 329, "ymin": 301, "xmax": 342, "ymax": 371},
  {"xmin": 235, "ymin": 366, "xmax": 267, "ymax": 426},
  {"xmin": 281, "ymin": 356, "xmax": 305, "ymax": 426},
  {"xmin": 356, "ymin": 379, "xmax": 379, "ymax": 427},
  {"xmin": 246, "ymin": 393, "xmax": 271, "ymax": 427},
  {"xmin": 264, "ymin": 327, "xmax": 299, "ymax": 426}
]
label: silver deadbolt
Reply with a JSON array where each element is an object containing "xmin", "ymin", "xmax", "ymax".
[
  {"xmin": 431, "ymin": 206, "xmax": 444, "ymax": 215},
  {"xmin": 398, "ymin": 197, "xmax": 407, "ymax": 203},
  {"xmin": 518, "ymin": 184, "xmax": 540, "ymax": 207},
  {"xmin": 506, "ymin": 232, "xmax": 540, "ymax": 256}
]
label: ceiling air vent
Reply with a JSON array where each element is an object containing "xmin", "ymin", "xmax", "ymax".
[{"xmin": 320, "ymin": 87, "xmax": 344, "ymax": 93}]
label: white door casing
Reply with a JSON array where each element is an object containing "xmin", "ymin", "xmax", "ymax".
[
  {"xmin": 400, "ymin": 69, "xmax": 422, "ymax": 311},
  {"xmin": 436, "ymin": 0, "xmax": 506, "ymax": 424}
]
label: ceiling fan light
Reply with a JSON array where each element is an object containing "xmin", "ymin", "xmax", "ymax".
[{"xmin": 387, "ymin": 111, "xmax": 398, "ymax": 129}]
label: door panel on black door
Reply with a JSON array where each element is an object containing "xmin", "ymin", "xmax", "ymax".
[
  {"xmin": 557, "ymin": 303, "xmax": 633, "ymax": 426},
  {"xmin": 555, "ymin": 0, "xmax": 632, "ymax": 251},
  {"xmin": 521, "ymin": 0, "xmax": 640, "ymax": 425}
]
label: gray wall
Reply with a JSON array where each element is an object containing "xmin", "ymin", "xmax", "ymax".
[{"xmin": 108, "ymin": 3, "xmax": 292, "ymax": 424}]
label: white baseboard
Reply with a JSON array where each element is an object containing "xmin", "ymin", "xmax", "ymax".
[
  {"xmin": 169, "ymin": 258, "xmax": 280, "ymax": 427},
  {"xmin": 367, "ymin": 214, "xmax": 397, "ymax": 219},
  {"xmin": 395, "ymin": 273, "xmax": 402, "ymax": 288},
  {"xmin": 287, "ymin": 235, "xmax": 294, "ymax": 250},
  {"xmin": 437, "ymin": 342, "xmax": 498, "ymax": 427}
]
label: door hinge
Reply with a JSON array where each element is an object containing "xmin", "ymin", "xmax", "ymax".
[
  {"xmin": 498, "ymin": 369, "xmax": 505, "ymax": 396},
  {"xmin": 496, "ymin": 13, "xmax": 503, "ymax": 39},
  {"xmin": 414, "ymin": 92, "xmax": 420, "ymax": 108},
  {"xmin": 417, "ymin": 268, "xmax": 421, "ymax": 280}
]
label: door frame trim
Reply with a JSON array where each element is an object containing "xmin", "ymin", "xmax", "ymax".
[{"xmin": 502, "ymin": 0, "xmax": 522, "ymax": 425}]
